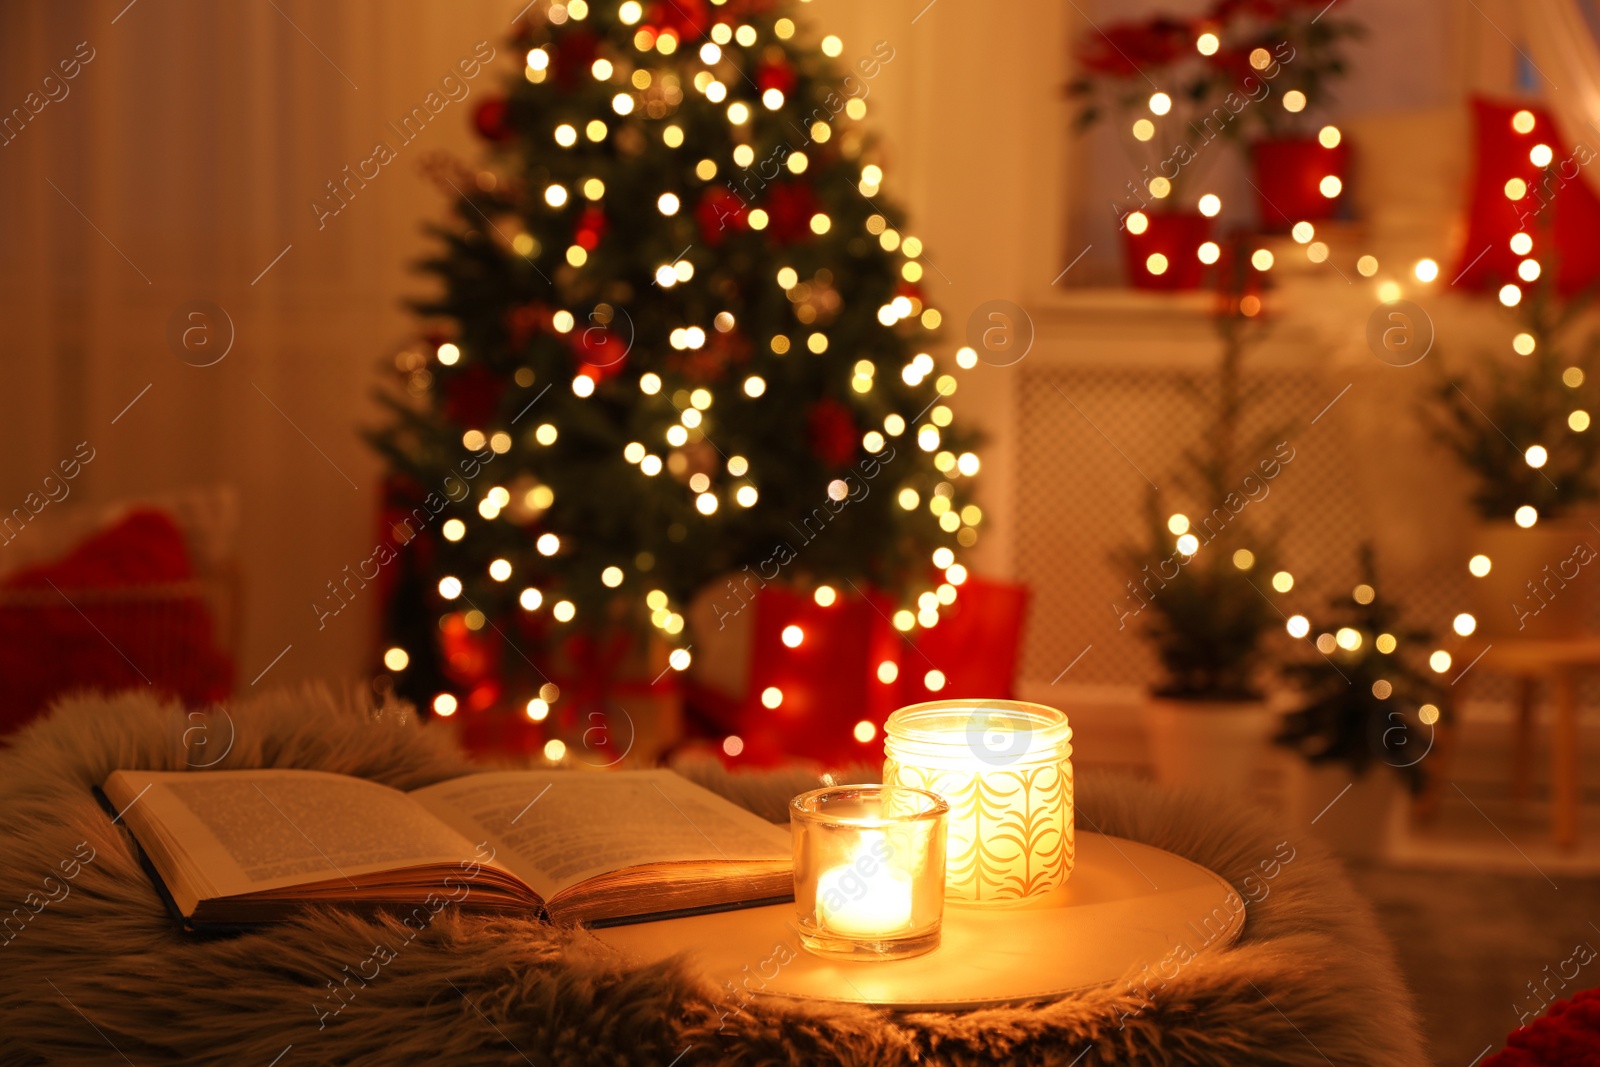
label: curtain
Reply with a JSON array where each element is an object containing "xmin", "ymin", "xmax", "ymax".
[{"xmin": 1523, "ymin": 0, "xmax": 1600, "ymax": 197}]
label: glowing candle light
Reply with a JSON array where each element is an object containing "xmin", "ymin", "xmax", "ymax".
[
  {"xmin": 883, "ymin": 700, "xmax": 1073, "ymax": 903},
  {"xmin": 790, "ymin": 785, "xmax": 947, "ymax": 960},
  {"xmin": 815, "ymin": 832, "xmax": 914, "ymax": 937}
]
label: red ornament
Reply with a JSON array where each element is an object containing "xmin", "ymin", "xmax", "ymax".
[
  {"xmin": 764, "ymin": 182, "xmax": 820, "ymax": 244},
  {"xmin": 439, "ymin": 613, "xmax": 500, "ymax": 692},
  {"xmin": 505, "ymin": 302, "xmax": 548, "ymax": 348},
  {"xmin": 755, "ymin": 60, "xmax": 796, "ymax": 97},
  {"xmin": 807, "ymin": 398, "xmax": 857, "ymax": 468},
  {"xmin": 472, "ymin": 97, "xmax": 513, "ymax": 143},
  {"xmin": 569, "ymin": 324, "xmax": 629, "ymax": 380},
  {"xmin": 442, "ymin": 363, "xmax": 506, "ymax": 427},
  {"xmin": 696, "ymin": 187, "xmax": 748, "ymax": 245},
  {"xmin": 574, "ymin": 206, "xmax": 607, "ymax": 251},
  {"xmin": 646, "ymin": 0, "xmax": 709, "ymax": 39},
  {"xmin": 669, "ymin": 327, "xmax": 750, "ymax": 382},
  {"xmin": 553, "ymin": 30, "xmax": 600, "ymax": 89}
]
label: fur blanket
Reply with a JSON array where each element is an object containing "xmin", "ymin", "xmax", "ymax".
[{"xmin": 0, "ymin": 687, "xmax": 1426, "ymax": 1066}]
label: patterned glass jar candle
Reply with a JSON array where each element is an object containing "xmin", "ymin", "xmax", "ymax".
[{"xmin": 883, "ymin": 699, "xmax": 1073, "ymax": 904}]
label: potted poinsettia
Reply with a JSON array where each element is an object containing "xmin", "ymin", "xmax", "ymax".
[
  {"xmin": 1203, "ymin": 0, "xmax": 1365, "ymax": 230},
  {"xmin": 1068, "ymin": 14, "xmax": 1221, "ymax": 290},
  {"xmin": 1426, "ymin": 283, "xmax": 1600, "ymax": 639},
  {"xmin": 1117, "ymin": 237, "xmax": 1294, "ymax": 786},
  {"xmin": 1275, "ymin": 546, "xmax": 1444, "ymax": 856}
]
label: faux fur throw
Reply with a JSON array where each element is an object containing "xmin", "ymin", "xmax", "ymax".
[{"xmin": 0, "ymin": 687, "xmax": 1426, "ymax": 1066}]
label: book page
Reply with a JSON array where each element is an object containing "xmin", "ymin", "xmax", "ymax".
[
  {"xmin": 107, "ymin": 769, "xmax": 492, "ymax": 902},
  {"xmin": 412, "ymin": 769, "xmax": 790, "ymax": 899}
]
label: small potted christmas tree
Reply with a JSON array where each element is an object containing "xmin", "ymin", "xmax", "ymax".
[
  {"xmin": 1118, "ymin": 237, "xmax": 1294, "ymax": 786},
  {"xmin": 1427, "ymin": 281, "xmax": 1600, "ymax": 638},
  {"xmin": 1274, "ymin": 547, "xmax": 1445, "ymax": 856}
]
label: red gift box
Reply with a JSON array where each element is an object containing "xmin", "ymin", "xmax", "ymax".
[{"xmin": 685, "ymin": 575, "xmax": 1028, "ymax": 767}]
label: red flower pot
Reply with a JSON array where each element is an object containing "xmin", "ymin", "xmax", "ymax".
[
  {"xmin": 1250, "ymin": 136, "xmax": 1351, "ymax": 231},
  {"xmin": 1120, "ymin": 211, "xmax": 1213, "ymax": 291}
]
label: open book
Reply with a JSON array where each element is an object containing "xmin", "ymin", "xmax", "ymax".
[{"xmin": 100, "ymin": 767, "xmax": 793, "ymax": 930}]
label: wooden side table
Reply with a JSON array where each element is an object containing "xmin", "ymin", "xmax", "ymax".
[{"xmin": 1443, "ymin": 636, "xmax": 1600, "ymax": 849}]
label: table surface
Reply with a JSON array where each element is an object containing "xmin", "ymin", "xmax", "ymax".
[{"xmin": 595, "ymin": 832, "xmax": 1244, "ymax": 1011}]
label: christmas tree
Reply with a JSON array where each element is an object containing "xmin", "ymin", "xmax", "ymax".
[{"xmin": 370, "ymin": 0, "xmax": 980, "ymax": 731}]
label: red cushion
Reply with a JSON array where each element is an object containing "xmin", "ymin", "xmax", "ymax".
[
  {"xmin": 1452, "ymin": 97, "xmax": 1600, "ymax": 296},
  {"xmin": 0, "ymin": 509, "xmax": 234, "ymax": 731}
]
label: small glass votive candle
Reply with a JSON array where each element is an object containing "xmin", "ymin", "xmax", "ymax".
[
  {"xmin": 883, "ymin": 699, "xmax": 1073, "ymax": 905},
  {"xmin": 789, "ymin": 784, "xmax": 948, "ymax": 961}
]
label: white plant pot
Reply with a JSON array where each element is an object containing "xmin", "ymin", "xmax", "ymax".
[
  {"xmin": 1470, "ymin": 519, "xmax": 1599, "ymax": 639},
  {"xmin": 1288, "ymin": 760, "xmax": 1399, "ymax": 861},
  {"xmin": 1142, "ymin": 696, "xmax": 1276, "ymax": 789}
]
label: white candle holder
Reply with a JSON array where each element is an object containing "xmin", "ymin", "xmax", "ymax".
[
  {"xmin": 883, "ymin": 699, "xmax": 1074, "ymax": 905},
  {"xmin": 789, "ymin": 784, "xmax": 948, "ymax": 961}
]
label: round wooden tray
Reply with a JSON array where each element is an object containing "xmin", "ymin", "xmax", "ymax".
[{"xmin": 593, "ymin": 832, "xmax": 1244, "ymax": 1010}]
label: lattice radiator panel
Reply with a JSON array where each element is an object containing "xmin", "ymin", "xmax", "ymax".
[{"xmin": 1013, "ymin": 363, "xmax": 1493, "ymax": 695}]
